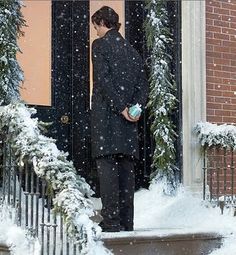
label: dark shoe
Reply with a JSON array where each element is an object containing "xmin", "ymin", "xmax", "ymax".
[{"xmin": 99, "ymin": 221, "xmax": 120, "ymax": 232}]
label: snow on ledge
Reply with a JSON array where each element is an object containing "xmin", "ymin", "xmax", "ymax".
[{"xmin": 195, "ymin": 122, "xmax": 236, "ymax": 148}]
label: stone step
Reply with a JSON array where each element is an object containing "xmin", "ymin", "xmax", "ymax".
[{"xmin": 103, "ymin": 230, "xmax": 223, "ymax": 255}]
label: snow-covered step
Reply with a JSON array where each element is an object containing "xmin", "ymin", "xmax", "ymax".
[{"xmin": 102, "ymin": 230, "xmax": 223, "ymax": 255}]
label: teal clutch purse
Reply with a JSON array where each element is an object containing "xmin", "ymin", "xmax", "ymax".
[{"xmin": 128, "ymin": 103, "xmax": 142, "ymax": 118}]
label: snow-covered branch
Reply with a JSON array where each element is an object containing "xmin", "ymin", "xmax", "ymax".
[
  {"xmin": 145, "ymin": 0, "xmax": 178, "ymax": 192},
  {"xmin": 195, "ymin": 122, "xmax": 236, "ymax": 149}
]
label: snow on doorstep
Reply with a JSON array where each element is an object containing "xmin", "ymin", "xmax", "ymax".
[
  {"xmin": 101, "ymin": 182, "xmax": 236, "ymax": 254},
  {"xmin": 0, "ymin": 205, "xmax": 40, "ymax": 255}
]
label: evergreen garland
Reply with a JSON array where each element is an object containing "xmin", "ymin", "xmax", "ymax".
[
  {"xmin": 0, "ymin": 1, "xmax": 111, "ymax": 254},
  {"xmin": 0, "ymin": 0, "xmax": 24, "ymax": 105},
  {"xmin": 145, "ymin": 0, "xmax": 178, "ymax": 192},
  {"xmin": 195, "ymin": 122, "xmax": 236, "ymax": 149}
]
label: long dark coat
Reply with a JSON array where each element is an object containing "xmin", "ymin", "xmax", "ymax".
[{"xmin": 91, "ymin": 29, "xmax": 148, "ymax": 159}]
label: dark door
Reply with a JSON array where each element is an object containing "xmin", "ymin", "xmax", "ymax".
[
  {"xmin": 32, "ymin": 1, "xmax": 154, "ymax": 193},
  {"xmin": 35, "ymin": 1, "xmax": 90, "ymax": 176},
  {"xmin": 33, "ymin": 1, "xmax": 181, "ymax": 194}
]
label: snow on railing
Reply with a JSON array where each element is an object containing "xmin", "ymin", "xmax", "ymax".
[
  {"xmin": 195, "ymin": 122, "xmax": 236, "ymax": 215},
  {"xmin": 0, "ymin": 103, "xmax": 111, "ymax": 255}
]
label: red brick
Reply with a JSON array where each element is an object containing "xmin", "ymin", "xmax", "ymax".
[
  {"xmin": 216, "ymin": 110, "xmax": 231, "ymax": 116},
  {"xmin": 207, "ymin": 116, "xmax": 223, "ymax": 123},
  {"xmin": 207, "ymin": 44, "xmax": 214, "ymax": 51},
  {"xmin": 207, "ymin": 38, "xmax": 222, "ymax": 46},
  {"xmin": 230, "ymin": 10, "xmax": 236, "ymax": 16},
  {"xmin": 206, "ymin": 31, "xmax": 214, "ymax": 39},
  {"xmin": 208, "ymin": 1, "xmax": 221, "ymax": 8},
  {"xmin": 222, "ymin": 78, "xmax": 236, "ymax": 85},
  {"xmin": 215, "ymin": 97, "xmax": 231, "ymax": 103},
  {"xmin": 207, "ymin": 83, "xmax": 216, "ymax": 89},
  {"xmin": 207, "ymin": 57, "xmax": 214, "ymax": 64},
  {"xmin": 229, "ymin": 47, "xmax": 236, "ymax": 54},
  {"xmin": 222, "ymin": 116, "xmax": 236, "ymax": 123},
  {"xmin": 222, "ymin": 27, "xmax": 236, "ymax": 35},
  {"xmin": 214, "ymin": 84, "xmax": 231, "ymax": 90},
  {"xmin": 231, "ymin": 60, "xmax": 236, "ymax": 66},
  {"xmin": 222, "ymin": 52, "xmax": 236, "ymax": 59},
  {"xmin": 230, "ymin": 73, "xmax": 236, "ymax": 79},
  {"xmin": 208, "ymin": 13, "xmax": 222, "ymax": 20},
  {"xmin": 206, "ymin": 18, "xmax": 214, "ymax": 26},
  {"xmin": 222, "ymin": 65, "xmax": 236, "ymax": 72},
  {"xmin": 214, "ymin": 70, "xmax": 231, "ymax": 78},
  {"xmin": 214, "ymin": 20, "xmax": 230, "ymax": 27},
  {"xmin": 221, "ymin": 3, "xmax": 236, "ymax": 10},
  {"xmin": 214, "ymin": 45, "xmax": 230, "ymax": 52},
  {"xmin": 207, "ymin": 101, "xmax": 223, "ymax": 109},
  {"xmin": 214, "ymin": 7, "xmax": 230, "ymax": 15},
  {"xmin": 207, "ymin": 69, "xmax": 214, "ymax": 76},
  {"xmin": 207, "ymin": 25, "xmax": 222, "ymax": 33},
  {"xmin": 208, "ymin": 90, "xmax": 223, "ymax": 96},
  {"xmin": 222, "ymin": 41, "xmax": 236, "ymax": 48},
  {"xmin": 207, "ymin": 96, "xmax": 215, "ymax": 102},
  {"xmin": 207, "ymin": 63, "xmax": 222, "ymax": 70},
  {"xmin": 229, "ymin": 35, "xmax": 236, "ymax": 42},
  {"xmin": 214, "ymin": 58, "xmax": 230, "ymax": 65},
  {"xmin": 207, "ymin": 5, "xmax": 214, "ymax": 13},
  {"xmin": 222, "ymin": 91, "xmax": 235, "ymax": 97},
  {"xmin": 207, "ymin": 109, "xmax": 215, "ymax": 115},
  {"xmin": 207, "ymin": 77, "xmax": 223, "ymax": 83},
  {"xmin": 207, "ymin": 51, "xmax": 222, "ymax": 58},
  {"xmin": 214, "ymin": 33, "xmax": 230, "ymax": 40},
  {"xmin": 222, "ymin": 15, "xmax": 236, "ymax": 23},
  {"xmin": 230, "ymin": 111, "xmax": 236, "ymax": 116},
  {"xmin": 223, "ymin": 104, "xmax": 236, "ymax": 110},
  {"xmin": 230, "ymin": 22, "xmax": 236, "ymax": 29}
]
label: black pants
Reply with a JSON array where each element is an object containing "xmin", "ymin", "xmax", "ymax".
[{"xmin": 96, "ymin": 155, "xmax": 135, "ymax": 231}]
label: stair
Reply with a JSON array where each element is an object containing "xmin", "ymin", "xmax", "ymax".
[{"xmin": 102, "ymin": 230, "xmax": 223, "ymax": 255}]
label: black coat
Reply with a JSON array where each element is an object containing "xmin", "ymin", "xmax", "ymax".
[{"xmin": 91, "ymin": 29, "xmax": 148, "ymax": 159}]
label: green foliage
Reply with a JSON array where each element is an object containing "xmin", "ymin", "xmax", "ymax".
[
  {"xmin": 0, "ymin": 0, "xmax": 25, "ymax": 104},
  {"xmin": 145, "ymin": 0, "xmax": 178, "ymax": 192}
]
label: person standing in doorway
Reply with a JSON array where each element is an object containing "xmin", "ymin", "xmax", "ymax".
[{"xmin": 91, "ymin": 6, "xmax": 148, "ymax": 232}]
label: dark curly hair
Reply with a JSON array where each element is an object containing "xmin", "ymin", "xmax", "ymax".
[{"xmin": 91, "ymin": 6, "xmax": 121, "ymax": 31}]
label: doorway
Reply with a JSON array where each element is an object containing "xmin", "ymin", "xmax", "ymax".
[{"xmin": 19, "ymin": 0, "xmax": 181, "ymax": 194}]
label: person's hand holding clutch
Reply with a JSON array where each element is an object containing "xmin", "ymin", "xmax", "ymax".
[{"xmin": 121, "ymin": 104, "xmax": 142, "ymax": 122}]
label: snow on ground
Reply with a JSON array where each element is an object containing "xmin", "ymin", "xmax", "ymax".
[
  {"xmin": 135, "ymin": 182, "xmax": 236, "ymax": 254},
  {"xmin": 2, "ymin": 182, "xmax": 236, "ymax": 254},
  {"xmin": 0, "ymin": 204, "xmax": 40, "ymax": 255},
  {"xmin": 101, "ymin": 182, "xmax": 236, "ymax": 254}
]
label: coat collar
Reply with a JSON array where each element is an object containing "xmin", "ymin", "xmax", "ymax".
[{"xmin": 104, "ymin": 28, "xmax": 120, "ymax": 38}]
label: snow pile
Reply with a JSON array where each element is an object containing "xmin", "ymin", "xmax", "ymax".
[
  {"xmin": 0, "ymin": 205, "xmax": 40, "ymax": 255},
  {"xmin": 134, "ymin": 182, "xmax": 236, "ymax": 254}
]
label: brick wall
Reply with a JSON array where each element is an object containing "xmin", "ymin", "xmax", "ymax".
[
  {"xmin": 206, "ymin": 0, "xmax": 236, "ymax": 197},
  {"xmin": 206, "ymin": 0, "xmax": 236, "ymax": 124}
]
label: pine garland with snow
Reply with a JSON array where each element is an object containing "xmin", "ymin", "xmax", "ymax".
[
  {"xmin": 195, "ymin": 122, "xmax": 236, "ymax": 149},
  {"xmin": 145, "ymin": 0, "xmax": 178, "ymax": 192},
  {"xmin": 0, "ymin": 0, "xmax": 24, "ymax": 105},
  {"xmin": 0, "ymin": 1, "xmax": 111, "ymax": 254},
  {"xmin": 0, "ymin": 103, "xmax": 111, "ymax": 254}
]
